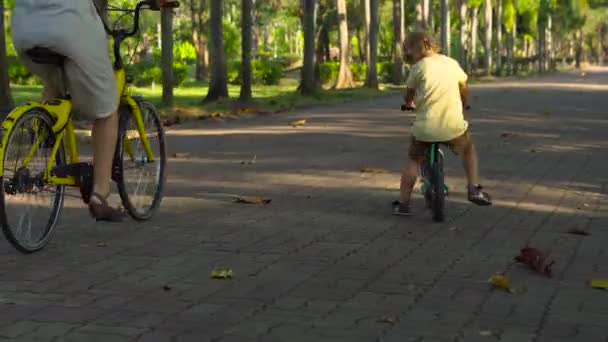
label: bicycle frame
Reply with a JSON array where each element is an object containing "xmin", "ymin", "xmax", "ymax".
[{"xmin": 0, "ymin": 1, "xmax": 158, "ymax": 185}]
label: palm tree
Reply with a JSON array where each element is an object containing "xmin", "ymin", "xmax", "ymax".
[
  {"xmin": 204, "ymin": 0, "xmax": 229, "ymax": 102},
  {"xmin": 495, "ymin": 0, "xmax": 503, "ymax": 75},
  {"xmin": 365, "ymin": 0, "xmax": 379, "ymax": 89},
  {"xmin": 440, "ymin": 0, "xmax": 450, "ymax": 56},
  {"xmin": 504, "ymin": 0, "xmax": 517, "ymax": 75},
  {"xmin": 0, "ymin": 0, "xmax": 13, "ymax": 110},
  {"xmin": 161, "ymin": 6, "xmax": 174, "ymax": 106},
  {"xmin": 336, "ymin": 0, "xmax": 355, "ymax": 88},
  {"xmin": 469, "ymin": 2, "xmax": 480, "ymax": 74},
  {"xmin": 459, "ymin": 0, "xmax": 469, "ymax": 67},
  {"xmin": 300, "ymin": 0, "xmax": 316, "ymax": 95},
  {"xmin": 392, "ymin": 0, "xmax": 404, "ymax": 83},
  {"xmin": 190, "ymin": 0, "xmax": 208, "ymax": 81},
  {"xmin": 483, "ymin": 0, "xmax": 493, "ymax": 75},
  {"xmin": 240, "ymin": 0, "xmax": 253, "ymax": 102}
]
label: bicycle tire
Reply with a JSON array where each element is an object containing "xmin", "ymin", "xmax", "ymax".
[
  {"xmin": 430, "ymin": 146, "xmax": 445, "ymax": 222},
  {"xmin": 0, "ymin": 109, "xmax": 65, "ymax": 253},
  {"xmin": 116, "ymin": 100, "xmax": 167, "ymax": 221}
]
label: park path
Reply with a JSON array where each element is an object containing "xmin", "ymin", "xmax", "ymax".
[{"xmin": 0, "ymin": 68, "xmax": 607, "ymax": 342}]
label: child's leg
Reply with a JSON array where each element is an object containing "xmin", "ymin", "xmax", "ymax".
[
  {"xmin": 451, "ymin": 132, "xmax": 492, "ymax": 206},
  {"xmin": 400, "ymin": 157, "xmax": 420, "ymax": 205},
  {"xmin": 462, "ymin": 142, "xmax": 479, "ymax": 186}
]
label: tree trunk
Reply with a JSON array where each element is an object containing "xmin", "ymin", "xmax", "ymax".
[
  {"xmin": 415, "ymin": 1, "xmax": 424, "ymax": 30},
  {"xmin": 240, "ymin": 0, "xmax": 253, "ymax": 102},
  {"xmin": 300, "ymin": 0, "xmax": 317, "ymax": 95},
  {"xmin": 459, "ymin": 0, "xmax": 468, "ymax": 67},
  {"xmin": 546, "ymin": 14, "xmax": 553, "ymax": 71},
  {"xmin": 365, "ymin": 0, "xmax": 379, "ymax": 89},
  {"xmin": 191, "ymin": 0, "xmax": 208, "ymax": 81},
  {"xmin": 336, "ymin": 0, "xmax": 355, "ymax": 88},
  {"xmin": 0, "ymin": 0, "xmax": 13, "ymax": 110},
  {"xmin": 357, "ymin": 27, "xmax": 366, "ymax": 62},
  {"xmin": 598, "ymin": 25, "xmax": 605, "ymax": 66},
  {"xmin": 392, "ymin": 0, "xmax": 404, "ymax": 84},
  {"xmin": 483, "ymin": 0, "xmax": 492, "ymax": 75},
  {"xmin": 204, "ymin": 0, "xmax": 229, "ymax": 102},
  {"xmin": 495, "ymin": 0, "xmax": 502, "ymax": 75},
  {"xmin": 440, "ymin": 0, "xmax": 450, "ymax": 56},
  {"xmin": 537, "ymin": 19, "xmax": 545, "ymax": 73},
  {"xmin": 161, "ymin": 7, "xmax": 174, "ymax": 107},
  {"xmin": 508, "ymin": 15, "xmax": 516, "ymax": 75},
  {"xmin": 469, "ymin": 6, "xmax": 479, "ymax": 74},
  {"xmin": 423, "ymin": 0, "xmax": 430, "ymax": 29}
]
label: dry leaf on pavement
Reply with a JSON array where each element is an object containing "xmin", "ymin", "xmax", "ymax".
[
  {"xmin": 289, "ymin": 119, "xmax": 307, "ymax": 127},
  {"xmin": 211, "ymin": 269, "xmax": 234, "ymax": 280},
  {"xmin": 173, "ymin": 152, "xmax": 191, "ymax": 159},
  {"xmin": 377, "ymin": 316, "xmax": 398, "ymax": 325},
  {"xmin": 234, "ymin": 196, "xmax": 272, "ymax": 205},
  {"xmin": 479, "ymin": 330, "xmax": 494, "ymax": 337},
  {"xmin": 590, "ymin": 279, "xmax": 608, "ymax": 290},
  {"xmin": 360, "ymin": 167, "xmax": 388, "ymax": 173},
  {"xmin": 488, "ymin": 274, "xmax": 515, "ymax": 293}
]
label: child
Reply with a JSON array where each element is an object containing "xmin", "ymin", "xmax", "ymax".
[{"xmin": 394, "ymin": 31, "xmax": 492, "ymax": 216}]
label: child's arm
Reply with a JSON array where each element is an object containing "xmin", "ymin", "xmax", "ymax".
[
  {"xmin": 403, "ymin": 88, "xmax": 416, "ymax": 110},
  {"xmin": 459, "ymin": 82, "xmax": 470, "ymax": 110}
]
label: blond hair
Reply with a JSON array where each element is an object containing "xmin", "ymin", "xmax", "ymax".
[{"xmin": 402, "ymin": 31, "xmax": 440, "ymax": 61}]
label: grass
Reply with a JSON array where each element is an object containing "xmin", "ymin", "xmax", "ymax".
[{"xmin": 10, "ymin": 78, "xmax": 402, "ymax": 120}]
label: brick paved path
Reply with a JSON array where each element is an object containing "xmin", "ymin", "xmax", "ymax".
[{"xmin": 1, "ymin": 68, "xmax": 607, "ymax": 342}]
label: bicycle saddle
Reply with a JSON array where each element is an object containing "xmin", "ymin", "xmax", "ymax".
[{"xmin": 25, "ymin": 47, "xmax": 66, "ymax": 67}]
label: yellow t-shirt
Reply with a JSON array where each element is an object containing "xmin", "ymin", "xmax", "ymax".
[{"xmin": 406, "ymin": 54, "xmax": 468, "ymax": 142}]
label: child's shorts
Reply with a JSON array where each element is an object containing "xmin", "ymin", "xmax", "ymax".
[{"xmin": 408, "ymin": 130, "xmax": 472, "ymax": 159}]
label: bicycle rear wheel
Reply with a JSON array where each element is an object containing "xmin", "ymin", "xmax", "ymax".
[
  {"xmin": 430, "ymin": 145, "xmax": 445, "ymax": 222},
  {"xmin": 116, "ymin": 100, "xmax": 166, "ymax": 220},
  {"xmin": 0, "ymin": 109, "xmax": 65, "ymax": 253}
]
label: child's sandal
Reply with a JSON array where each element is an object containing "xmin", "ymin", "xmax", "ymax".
[{"xmin": 88, "ymin": 192, "xmax": 127, "ymax": 222}]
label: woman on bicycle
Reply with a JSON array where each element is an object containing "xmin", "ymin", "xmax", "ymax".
[
  {"xmin": 11, "ymin": 0, "xmax": 175, "ymax": 222},
  {"xmin": 394, "ymin": 31, "xmax": 492, "ymax": 216}
]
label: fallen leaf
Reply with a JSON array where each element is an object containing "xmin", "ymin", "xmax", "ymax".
[
  {"xmin": 581, "ymin": 72, "xmax": 587, "ymax": 77},
  {"xmin": 488, "ymin": 274, "xmax": 514, "ymax": 293},
  {"xmin": 514, "ymin": 246, "xmax": 555, "ymax": 278},
  {"xmin": 173, "ymin": 152, "xmax": 191, "ymax": 159},
  {"xmin": 211, "ymin": 269, "xmax": 234, "ymax": 280},
  {"xmin": 234, "ymin": 196, "xmax": 272, "ymax": 205},
  {"xmin": 530, "ymin": 149, "xmax": 537, "ymax": 153},
  {"xmin": 449, "ymin": 226, "xmax": 461, "ymax": 232},
  {"xmin": 479, "ymin": 330, "xmax": 494, "ymax": 337},
  {"xmin": 211, "ymin": 112, "xmax": 224, "ymax": 118},
  {"xmin": 567, "ymin": 229, "xmax": 590, "ymax": 236},
  {"xmin": 241, "ymin": 155, "xmax": 257, "ymax": 165},
  {"xmin": 163, "ymin": 285, "xmax": 172, "ymax": 291},
  {"xmin": 289, "ymin": 119, "xmax": 307, "ymax": 127},
  {"xmin": 583, "ymin": 203, "xmax": 590, "ymax": 207},
  {"xmin": 96, "ymin": 242, "xmax": 108, "ymax": 247},
  {"xmin": 377, "ymin": 316, "xmax": 398, "ymax": 325},
  {"xmin": 590, "ymin": 279, "xmax": 608, "ymax": 290},
  {"xmin": 360, "ymin": 167, "xmax": 388, "ymax": 173},
  {"xmin": 237, "ymin": 108, "xmax": 258, "ymax": 114},
  {"xmin": 500, "ymin": 133, "xmax": 512, "ymax": 138}
]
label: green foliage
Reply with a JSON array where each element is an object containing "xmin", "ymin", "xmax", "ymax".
[
  {"xmin": 129, "ymin": 58, "xmax": 188, "ymax": 87},
  {"xmin": 173, "ymin": 41, "xmax": 197, "ymax": 63},
  {"xmin": 223, "ymin": 19, "xmax": 241, "ymax": 59},
  {"xmin": 319, "ymin": 61, "xmax": 340, "ymax": 84},
  {"xmin": 228, "ymin": 59, "xmax": 284, "ymax": 86},
  {"xmin": 7, "ymin": 57, "xmax": 39, "ymax": 85}
]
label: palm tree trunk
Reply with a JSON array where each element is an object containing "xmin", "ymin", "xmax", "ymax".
[
  {"xmin": 336, "ymin": 0, "xmax": 355, "ymax": 88},
  {"xmin": 537, "ymin": 19, "xmax": 545, "ymax": 73},
  {"xmin": 423, "ymin": 0, "xmax": 431, "ymax": 30},
  {"xmin": 495, "ymin": 0, "xmax": 503, "ymax": 75},
  {"xmin": 598, "ymin": 25, "xmax": 605, "ymax": 66},
  {"xmin": 161, "ymin": 7, "xmax": 174, "ymax": 107},
  {"xmin": 483, "ymin": 0, "xmax": 492, "ymax": 75},
  {"xmin": 0, "ymin": 0, "xmax": 13, "ymax": 110},
  {"xmin": 415, "ymin": 1, "xmax": 424, "ymax": 30},
  {"xmin": 240, "ymin": 0, "xmax": 253, "ymax": 102},
  {"xmin": 392, "ymin": 0, "xmax": 404, "ymax": 84},
  {"xmin": 365, "ymin": 0, "xmax": 379, "ymax": 89},
  {"xmin": 440, "ymin": 0, "xmax": 450, "ymax": 56},
  {"xmin": 469, "ymin": 6, "xmax": 479, "ymax": 74},
  {"xmin": 546, "ymin": 14, "xmax": 553, "ymax": 70},
  {"xmin": 459, "ymin": 0, "xmax": 468, "ymax": 67},
  {"xmin": 204, "ymin": 0, "xmax": 229, "ymax": 102},
  {"xmin": 300, "ymin": 0, "xmax": 317, "ymax": 95}
]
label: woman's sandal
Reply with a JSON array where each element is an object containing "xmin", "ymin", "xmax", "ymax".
[{"xmin": 88, "ymin": 192, "xmax": 127, "ymax": 222}]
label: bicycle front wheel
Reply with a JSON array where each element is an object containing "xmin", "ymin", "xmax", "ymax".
[
  {"xmin": 116, "ymin": 100, "xmax": 167, "ymax": 221},
  {"xmin": 0, "ymin": 109, "xmax": 65, "ymax": 253}
]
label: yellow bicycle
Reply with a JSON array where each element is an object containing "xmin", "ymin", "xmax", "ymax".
[{"xmin": 0, "ymin": 1, "xmax": 174, "ymax": 253}]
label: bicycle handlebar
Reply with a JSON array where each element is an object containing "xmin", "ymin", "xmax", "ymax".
[{"xmin": 104, "ymin": 1, "xmax": 180, "ymax": 38}]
